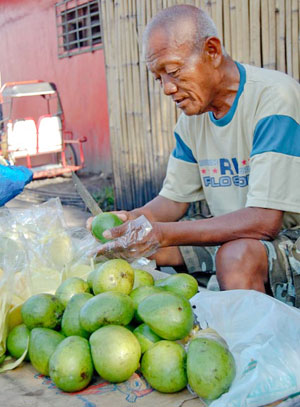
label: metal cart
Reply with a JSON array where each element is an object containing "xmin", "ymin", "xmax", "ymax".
[{"xmin": 0, "ymin": 80, "xmax": 87, "ymax": 178}]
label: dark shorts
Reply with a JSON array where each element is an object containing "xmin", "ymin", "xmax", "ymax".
[{"xmin": 179, "ymin": 202, "xmax": 300, "ymax": 308}]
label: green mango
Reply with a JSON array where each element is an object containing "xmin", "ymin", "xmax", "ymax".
[
  {"xmin": 80, "ymin": 291, "xmax": 134, "ymax": 333},
  {"xmin": 91, "ymin": 213, "xmax": 123, "ymax": 243},
  {"xmin": 141, "ymin": 340, "xmax": 187, "ymax": 393},
  {"xmin": 132, "ymin": 269, "xmax": 154, "ymax": 289},
  {"xmin": 6, "ymin": 324, "xmax": 30, "ymax": 360},
  {"xmin": 187, "ymin": 337, "xmax": 236, "ymax": 401},
  {"xmin": 155, "ymin": 273, "xmax": 198, "ymax": 300},
  {"xmin": 55, "ymin": 277, "xmax": 90, "ymax": 308},
  {"xmin": 49, "ymin": 336, "xmax": 93, "ymax": 392},
  {"xmin": 61, "ymin": 292, "xmax": 93, "ymax": 338},
  {"xmin": 92, "ymin": 259, "xmax": 134, "ymax": 295},
  {"xmin": 21, "ymin": 294, "xmax": 64, "ymax": 330},
  {"xmin": 137, "ymin": 291, "xmax": 194, "ymax": 340},
  {"xmin": 133, "ymin": 323, "xmax": 161, "ymax": 353},
  {"xmin": 90, "ymin": 325, "xmax": 141, "ymax": 383},
  {"xmin": 29, "ymin": 328, "xmax": 65, "ymax": 376},
  {"xmin": 130, "ymin": 285, "xmax": 164, "ymax": 322},
  {"xmin": 87, "ymin": 269, "xmax": 98, "ymax": 290}
]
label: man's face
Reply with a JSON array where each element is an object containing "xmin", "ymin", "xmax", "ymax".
[{"xmin": 145, "ymin": 27, "xmax": 217, "ymax": 116}]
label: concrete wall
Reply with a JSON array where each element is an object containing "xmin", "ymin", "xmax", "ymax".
[{"xmin": 0, "ymin": 0, "xmax": 111, "ymax": 174}]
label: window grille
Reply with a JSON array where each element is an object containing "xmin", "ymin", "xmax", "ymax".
[{"xmin": 55, "ymin": 0, "xmax": 102, "ymax": 58}]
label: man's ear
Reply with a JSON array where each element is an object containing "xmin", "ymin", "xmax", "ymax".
[{"xmin": 203, "ymin": 37, "xmax": 223, "ymax": 67}]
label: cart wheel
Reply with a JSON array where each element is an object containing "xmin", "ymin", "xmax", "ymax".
[{"xmin": 65, "ymin": 143, "xmax": 78, "ymax": 166}]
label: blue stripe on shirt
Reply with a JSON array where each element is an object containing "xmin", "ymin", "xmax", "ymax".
[
  {"xmin": 172, "ymin": 132, "xmax": 197, "ymax": 163},
  {"xmin": 209, "ymin": 61, "xmax": 246, "ymax": 127},
  {"xmin": 251, "ymin": 115, "xmax": 300, "ymax": 157}
]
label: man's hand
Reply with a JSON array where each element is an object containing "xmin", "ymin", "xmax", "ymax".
[{"xmin": 96, "ymin": 215, "xmax": 161, "ymax": 260}]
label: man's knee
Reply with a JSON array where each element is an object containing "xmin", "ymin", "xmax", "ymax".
[{"xmin": 215, "ymin": 239, "xmax": 268, "ymax": 291}]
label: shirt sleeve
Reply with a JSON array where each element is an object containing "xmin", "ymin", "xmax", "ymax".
[
  {"xmin": 159, "ymin": 154, "xmax": 205, "ymax": 202},
  {"xmin": 246, "ymin": 82, "xmax": 300, "ymax": 213},
  {"xmin": 159, "ymin": 117, "xmax": 204, "ymax": 202}
]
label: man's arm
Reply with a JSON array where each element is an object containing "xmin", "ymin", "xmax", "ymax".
[
  {"xmin": 156, "ymin": 207, "xmax": 283, "ymax": 247},
  {"xmin": 98, "ymin": 206, "xmax": 283, "ymax": 259},
  {"xmin": 131, "ymin": 195, "xmax": 190, "ymax": 222},
  {"xmin": 86, "ymin": 195, "xmax": 188, "ymax": 231}
]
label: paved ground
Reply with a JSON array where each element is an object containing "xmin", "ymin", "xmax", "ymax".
[{"xmin": 6, "ymin": 172, "xmax": 113, "ymax": 228}]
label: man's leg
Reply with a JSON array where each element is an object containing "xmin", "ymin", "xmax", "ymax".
[
  {"xmin": 152, "ymin": 240, "xmax": 269, "ymax": 292},
  {"xmin": 151, "ymin": 246, "xmax": 185, "ymax": 267},
  {"xmin": 216, "ymin": 238, "xmax": 269, "ymax": 292},
  {"xmin": 150, "ymin": 232, "xmax": 300, "ymax": 307}
]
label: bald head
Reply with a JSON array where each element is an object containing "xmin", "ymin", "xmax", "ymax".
[{"xmin": 143, "ymin": 4, "xmax": 219, "ymax": 57}]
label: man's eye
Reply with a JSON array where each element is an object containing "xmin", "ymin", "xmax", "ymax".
[
  {"xmin": 155, "ymin": 77, "xmax": 162, "ymax": 84},
  {"xmin": 168, "ymin": 69, "xmax": 179, "ymax": 77}
]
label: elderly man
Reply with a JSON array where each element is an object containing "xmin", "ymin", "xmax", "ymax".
[{"xmin": 94, "ymin": 5, "xmax": 300, "ymax": 307}]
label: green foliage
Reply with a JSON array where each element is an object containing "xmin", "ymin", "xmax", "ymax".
[{"xmin": 92, "ymin": 186, "xmax": 115, "ymax": 212}]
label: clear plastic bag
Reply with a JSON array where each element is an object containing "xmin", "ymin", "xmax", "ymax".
[
  {"xmin": 0, "ymin": 198, "xmax": 102, "ymax": 366},
  {"xmin": 190, "ymin": 289, "xmax": 300, "ymax": 407},
  {"xmin": 96, "ymin": 215, "xmax": 160, "ymax": 260}
]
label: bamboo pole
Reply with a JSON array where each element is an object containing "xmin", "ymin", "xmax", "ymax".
[
  {"xmin": 122, "ymin": 0, "xmax": 137, "ymax": 206},
  {"xmin": 261, "ymin": 0, "xmax": 270, "ymax": 68},
  {"xmin": 101, "ymin": 0, "xmax": 121, "ymax": 208},
  {"xmin": 215, "ymin": 0, "xmax": 224, "ymax": 44},
  {"xmin": 286, "ymin": 0, "xmax": 293, "ymax": 76},
  {"xmin": 211, "ymin": 0, "xmax": 217, "ymax": 29},
  {"xmin": 223, "ymin": 0, "xmax": 232, "ymax": 55},
  {"xmin": 241, "ymin": 0, "xmax": 250, "ymax": 64},
  {"xmin": 136, "ymin": 0, "xmax": 155, "ymax": 201},
  {"xmin": 235, "ymin": 0, "xmax": 243, "ymax": 62},
  {"xmin": 268, "ymin": 0, "xmax": 276, "ymax": 70},
  {"xmin": 148, "ymin": 0, "xmax": 160, "ymax": 191},
  {"xmin": 203, "ymin": 0, "xmax": 212, "ymax": 17},
  {"xmin": 276, "ymin": 0, "xmax": 286, "ymax": 73},
  {"xmin": 249, "ymin": 0, "xmax": 261, "ymax": 67},
  {"xmin": 291, "ymin": 0, "xmax": 299, "ymax": 80},
  {"xmin": 129, "ymin": 0, "xmax": 144, "ymax": 206},
  {"xmin": 229, "ymin": 0, "xmax": 237, "ymax": 60},
  {"xmin": 143, "ymin": 0, "xmax": 156, "ymax": 196},
  {"xmin": 129, "ymin": 0, "xmax": 148, "ymax": 205},
  {"xmin": 117, "ymin": 0, "xmax": 134, "ymax": 208}
]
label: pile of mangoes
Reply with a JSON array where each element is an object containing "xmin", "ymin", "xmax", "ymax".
[{"xmin": 5, "ymin": 259, "xmax": 236, "ymax": 401}]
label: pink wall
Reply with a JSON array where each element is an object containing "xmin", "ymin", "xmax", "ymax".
[{"xmin": 0, "ymin": 0, "xmax": 111, "ymax": 173}]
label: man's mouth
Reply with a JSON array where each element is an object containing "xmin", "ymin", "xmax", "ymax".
[{"xmin": 174, "ymin": 97, "xmax": 187, "ymax": 107}]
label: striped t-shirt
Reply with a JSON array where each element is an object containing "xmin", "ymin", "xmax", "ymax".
[{"xmin": 159, "ymin": 62, "xmax": 300, "ymax": 228}]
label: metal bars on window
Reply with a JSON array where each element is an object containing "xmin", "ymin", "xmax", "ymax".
[{"xmin": 55, "ymin": 0, "xmax": 102, "ymax": 58}]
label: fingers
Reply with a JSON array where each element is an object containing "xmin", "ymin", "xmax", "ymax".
[
  {"xmin": 111, "ymin": 211, "xmax": 130, "ymax": 222},
  {"xmin": 86, "ymin": 217, "xmax": 93, "ymax": 231},
  {"xmin": 102, "ymin": 222, "xmax": 128, "ymax": 240},
  {"xmin": 110, "ymin": 210, "xmax": 134, "ymax": 222}
]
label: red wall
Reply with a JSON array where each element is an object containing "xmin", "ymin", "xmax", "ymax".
[{"xmin": 0, "ymin": 0, "xmax": 111, "ymax": 174}]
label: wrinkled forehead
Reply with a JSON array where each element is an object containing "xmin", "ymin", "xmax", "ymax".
[
  {"xmin": 143, "ymin": 27, "xmax": 169, "ymax": 62},
  {"xmin": 143, "ymin": 19, "xmax": 196, "ymax": 62}
]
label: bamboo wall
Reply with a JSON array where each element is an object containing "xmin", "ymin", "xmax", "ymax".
[{"xmin": 100, "ymin": 0, "xmax": 300, "ymax": 210}]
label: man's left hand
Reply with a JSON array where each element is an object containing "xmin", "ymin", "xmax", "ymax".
[{"xmin": 96, "ymin": 215, "xmax": 161, "ymax": 260}]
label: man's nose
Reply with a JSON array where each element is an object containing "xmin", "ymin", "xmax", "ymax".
[{"xmin": 162, "ymin": 78, "xmax": 177, "ymax": 95}]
